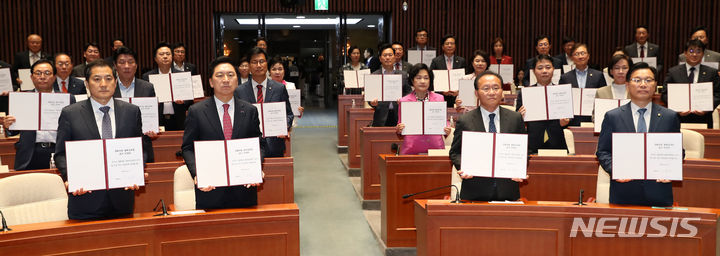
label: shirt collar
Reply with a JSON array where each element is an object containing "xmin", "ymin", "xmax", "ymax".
[
  {"xmin": 118, "ymin": 78, "xmax": 136, "ymax": 89},
  {"xmin": 90, "ymin": 97, "xmax": 115, "ymax": 111},
  {"xmin": 252, "ymin": 77, "xmax": 267, "ymax": 87},
  {"xmin": 575, "ymin": 67, "xmax": 588, "ymax": 75},
  {"xmin": 638, "ymin": 42, "xmax": 648, "ymax": 48},
  {"xmin": 630, "ymin": 101, "xmax": 652, "ymax": 113},
  {"xmin": 480, "ymin": 105, "xmax": 500, "ymax": 115},
  {"xmin": 214, "ymin": 95, "xmax": 234, "ymax": 106}
]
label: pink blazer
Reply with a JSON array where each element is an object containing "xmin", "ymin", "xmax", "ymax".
[{"xmin": 397, "ymin": 91, "xmax": 448, "ymax": 155}]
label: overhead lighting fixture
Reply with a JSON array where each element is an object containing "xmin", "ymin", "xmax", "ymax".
[
  {"xmin": 236, "ymin": 18, "xmax": 362, "ymax": 25},
  {"xmin": 297, "ymin": 16, "xmax": 305, "ymax": 19},
  {"xmin": 293, "ymin": 25, "xmax": 301, "ymax": 28},
  {"xmin": 367, "ymin": 25, "xmax": 376, "ymax": 28}
]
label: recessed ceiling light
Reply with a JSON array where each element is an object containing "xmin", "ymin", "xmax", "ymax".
[
  {"xmin": 367, "ymin": 25, "xmax": 376, "ymax": 28},
  {"xmin": 293, "ymin": 25, "xmax": 301, "ymax": 28},
  {"xmin": 236, "ymin": 18, "xmax": 362, "ymax": 25},
  {"xmin": 297, "ymin": 16, "xmax": 305, "ymax": 19}
]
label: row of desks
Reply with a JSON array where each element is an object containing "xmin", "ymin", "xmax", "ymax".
[{"xmin": 569, "ymin": 127, "xmax": 720, "ymax": 158}]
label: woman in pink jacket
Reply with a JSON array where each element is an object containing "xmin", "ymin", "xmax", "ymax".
[{"xmin": 395, "ymin": 63, "xmax": 452, "ymax": 155}]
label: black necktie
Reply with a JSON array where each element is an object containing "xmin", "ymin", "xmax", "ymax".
[
  {"xmin": 688, "ymin": 67, "xmax": 696, "ymax": 83},
  {"xmin": 488, "ymin": 113, "xmax": 497, "ymax": 133}
]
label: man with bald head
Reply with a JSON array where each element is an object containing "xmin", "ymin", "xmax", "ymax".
[
  {"xmin": 12, "ymin": 34, "xmax": 49, "ymax": 90},
  {"xmin": 53, "ymin": 53, "xmax": 87, "ymax": 95}
]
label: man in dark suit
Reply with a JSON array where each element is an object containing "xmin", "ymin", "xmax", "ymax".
[
  {"xmin": 523, "ymin": 35, "xmax": 564, "ymax": 86},
  {"xmin": 391, "ymin": 42, "xmax": 412, "ymax": 73},
  {"xmin": 3, "ymin": 60, "xmax": 70, "ymax": 170},
  {"xmin": 412, "ymin": 28, "xmax": 435, "ymax": 50},
  {"xmin": 517, "ymin": 55, "xmax": 569, "ymax": 154},
  {"xmin": 369, "ymin": 44, "xmax": 411, "ymax": 127},
  {"xmin": 103, "ymin": 37, "xmax": 125, "ymax": 64},
  {"xmin": 450, "ymin": 71, "xmax": 527, "ymax": 201},
  {"xmin": 71, "ymin": 42, "xmax": 101, "ymax": 78},
  {"xmin": 678, "ymin": 26, "xmax": 720, "ymax": 64},
  {"xmin": 430, "ymin": 34, "xmax": 466, "ymax": 107},
  {"xmin": 597, "ymin": 62, "xmax": 678, "ymax": 207},
  {"xmin": 624, "ymin": 25, "xmax": 663, "ymax": 72},
  {"xmin": 141, "ymin": 42, "xmax": 192, "ymax": 131},
  {"xmin": 12, "ymin": 34, "xmax": 49, "ymax": 92},
  {"xmin": 661, "ymin": 39, "xmax": 720, "ymax": 128},
  {"xmin": 367, "ymin": 45, "xmax": 382, "ymax": 73},
  {"xmin": 559, "ymin": 43, "xmax": 607, "ymax": 126},
  {"xmin": 172, "ymin": 42, "xmax": 198, "ymax": 75},
  {"xmin": 554, "ymin": 36, "xmax": 575, "ymax": 67},
  {"xmin": 53, "ymin": 53, "xmax": 87, "ymax": 95},
  {"xmin": 114, "ymin": 46, "xmax": 157, "ymax": 163},
  {"xmin": 183, "ymin": 56, "xmax": 266, "ymax": 209},
  {"xmin": 234, "ymin": 47, "xmax": 293, "ymax": 157},
  {"xmin": 54, "ymin": 60, "xmax": 148, "ymax": 219}
]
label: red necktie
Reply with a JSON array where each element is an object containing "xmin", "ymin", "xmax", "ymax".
[
  {"xmin": 395, "ymin": 62, "xmax": 400, "ymax": 71},
  {"xmin": 256, "ymin": 85, "xmax": 264, "ymax": 103},
  {"xmin": 222, "ymin": 103, "xmax": 232, "ymax": 140},
  {"xmin": 61, "ymin": 81, "xmax": 68, "ymax": 93}
]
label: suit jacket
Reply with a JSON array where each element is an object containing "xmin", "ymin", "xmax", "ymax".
[
  {"xmin": 141, "ymin": 68, "xmax": 193, "ymax": 131},
  {"xmin": 516, "ymin": 87, "xmax": 568, "ymax": 153},
  {"xmin": 234, "ymin": 78, "xmax": 293, "ymax": 157},
  {"xmin": 181, "ymin": 97, "xmax": 267, "ymax": 209},
  {"xmin": 53, "ymin": 77, "xmax": 87, "ymax": 95},
  {"xmin": 489, "ymin": 55, "xmax": 513, "ymax": 65},
  {"xmin": 369, "ymin": 69, "xmax": 412, "ymax": 127},
  {"xmin": 449, "ymin": 107, "xmax": 526, "ymax": 201},
  {"xmin": 554, "ymin": 53, "xmax": 572, "ymax": 66},
  {"xmin": 411, "ymin": 45, "xmax": 436, "ymax": 51},
  {"xmin": 523, "ymin": 56, "xmax": 564, "ymax": 86},
  {"xmin": 624, "ymin": 42, "xmax": 663, "ymax": 71},
  {"xmin": 678, "ymin": 49, "xmax": 720, "ymax": 63},
  {"xmin": 560, "ymin": 68, "xmax": 608, "ymax": 125},
  {"xmin": 397, "ymin": 61, "xmax": 412, "ymax": 73},
  {"xmin": 596, "ymin": 102, "xmax": 679, "ymax": 206},
  {"xmin": 13, "ymin": 50, "xmax": 49, "ymax": 70},
  {"xmin": 430, "ymin": 55, "xmax": 466, "ymax": 107},
  {"xmin": 54, "ymin": 99, "xmax": 148, "ymax": 219},
  {"xmin": 113, "ymin": 78, "xmax": 158, "ymax": 162},
  {"xmin": 661, "ymin": 64, "xmax": 720, "ymax": 127},
  {"xmin": 367, "ymin": 56, "xmax": 381, "ymax": 73},
  {"xmin": 595, "ymin": 85, "xmax": 629, "ymax": 100},
  {"xmin": 177, "ymin": 62, "xmax": 199, "ymax": 75},
  {"xmin": 71, "ymin": 63, "xmax": 88, "ymax": 78}
]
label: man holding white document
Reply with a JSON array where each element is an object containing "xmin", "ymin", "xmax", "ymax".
[
  {"xmin": 183, "ymin": 57, "xmax": 267, "ymax": 209},
  {"xmin": 369, "ymin": 44, "xmax": 411, "ymax": 127},
  {"xmin": 54, "ymin": 60, "xmax": 149, "ymax": 219},
  {"xmin": 596, "ymin": 62, "xmax": 680, "ymax": 207},
  {"xmin": 449, "ymin": 71, "xmax": 527, "ymax": 201}
]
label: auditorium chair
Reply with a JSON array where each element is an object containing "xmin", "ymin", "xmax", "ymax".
[
  {"xmin": 680, "ymin": 129, "xmax": 704, "ymax": 159},
  {"xmin": 0, "ymin": 173, "xmax": 68, "ymax": 225},
  {"xmin": 173, "ymin": 165, "xmax": 196, "ymax": 210},
  {"xmin": 427, "ymin": 148, "xmax": 461, "ymax": 201},
  {"xmin": 713, "ymin": 109, "xmax": 719, "ymax": 129},
  {"xmin": 563, "ymin": 129, "xmax": 576, "ymax": 155}
]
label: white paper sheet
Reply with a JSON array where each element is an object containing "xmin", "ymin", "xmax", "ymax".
[
  {"xmin": 667, "ymin": 83, "xmax": 714, "ymax": 112},
  {"xmin": 594, "ymin": 99, "xmax": 630, "ymax": 133},
  {"xmin": 194, "ymin": 140, "xmax": 229, "ymax": 188},
  {"xmin": 74, "ymin": 94, "xmax": 88, "ymax": 102},
  {"xmin": 646, "ymin": 133, "xmax": 683, "ymax": 180},
  {"xmin": 572, "ymin": 88, "xmax": 597, "ymax": 116},
  {"xmin": 612, "ymin": 133, "xmax": 647, "ymax": 180},
  {"xmin": 382, "ymin": 74, "xmax": 403, "ymax": 101},
  {"xmin": 490, "ymin": 64, "xmax": 514, "ymax": 84},
  {"xmin": 287, "ymin": 89, "xmax": 301, "ymax": 116},
  {"xmin": 363, "ymin": 74, "xmax": 382, "ymax": 101},
  {"xmin": 457, "ymin": 79, "xmax": 478, "ymax": 107},
  {"xmin": 149, "ymin": 74, "xmax": 172, "ymax": 103},
  {"xmin": 520, "ymin": 86, "xmax": 549, "ymax": 122},
  {"xmin": 492, "ymin": 133, "xmax": 528, "ymax": 179},
  {"xmin": 8, "ymin": 92, "xmax": 39, "ymax": 130},
  {"xmin": 39, "ymin": 92, "xmax": 71, "ymax": 131},
  {"xmin": 545, "ymin": 84, "xmax": 574, "ymax": 120},
  {"xmin": 460, "ymin": 131, "xmax": 495, "ymax": 177},
  {"xmin": 460, "ymin": 132, "xmax": 527, "ymax": 179},
  {"xmin": 170, "ymin": 72, "xmax": 194, "ymax": 101},
  {"xmin": 66, "ymin": 140, "xmax": 107, "ymax": 192},
  {"xmin": 105, "ymin": 137, "xmax": 145, "ymax": 189},
  {"xmin": 226, "ymin": 137, "xmax": 263, "ymax": 185},
  {"xmin": 407, "ymin": 50, "xmax": 435, "ymax": 66},
  {"xmin": 254, "ymin": 102, "xmax": 288, "ymax": 137},
  {"xmin": 563, "ymin": 64, "xmax": 575, "ymax": 74},
  {"xmin": 423, "ymin": 101, "xmax": 447, "ymax": 135},
  {"xmin": 632, "ymin": 57, "xmax": 657, "ymax": 68},
  {"xmin": 529, "ymin": 69, "xmax": 561, "ymax": 85},
  {"xmin": 400, "ymin": 101, "xmax": 423, "ymax": 135},
  {"xmin": 0, "ymin": 68, "xmax": 13, "ymax": 93},
  {"xmin": 17, "ymin": 69, "xmax": 34, "ymax": 91},
  {"xmin": 191, "ymin": 75, "xmax": 205, "ymax": 98},
  {"xmin": 129, "ymin": 97, "xmax": 160, "ymax": 133},
  {"xmin": 344, "ymin": 69, "xmax": 371, "ymax": 89},
  {"xmin": 432, "ymin": 69, "xmax": 464, "ymax": 91}
]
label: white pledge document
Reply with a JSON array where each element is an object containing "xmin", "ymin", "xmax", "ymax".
[
  {"xmin": 9, "ymin": 92, "xmax": 70, "ymax": 131},
  {"xmin": 66, "ymin": 137, "xmax": 145, "ymax": 192},
  {"xmin": 254, "ymin": 102, "xmax": 289, "ymax": 137},
  {"xmin": 612, "ymin": 133, "xmax": 683, "ymax": 180},
  {"xmin": 287, "ymin": 89, "xmax": 302, "ymax": 116},
  {"xmin": 0, "ymin": 68, "xmax": 13, "ymax": 93},
  {"xmin": 191, "ymin": 75, "xmax": 205, "ymax": 98},
  {"xmin": 529, "ymin": 69, "xmax": 561, "ymax": 85},
  {"xmin": 632, "ymin": 57, "xmax": 657, "ymax": 68},
  {"xmin": 432, "ymin": 69, "xmax": 465, "ymax": 92},
  {"xmin": 400, "ymin": 101, "xmax": 447, "ymax": 135},
  {"xmin": 521, "ymin": 84, "xmax": 574, "ymax": 121},
  {"xmin": 572, "ymin": 88, "xmax": 597, "ymax": 116},
  {"xmin": 407, "ymin": 50, "xmax": 435, "ymax": 66},
  {"xmin": 594, "ymin": 99, "xmax": 630, "ymax": 133},
  {"xmin": 194, "ymin": 138, "xmax": 263, "ymax": 188},
  {"xmin": 343, "ymin": 69, "xmax": 371, "ymax": 88},
  {"xmin": 18, "ymin": 69, "xmax": 34, "ymax": 91},
  {"xmin": 170, "ymin": 72, "xmax": 195, "ymax": 101},
  {"xmin": 667, "ymin": 83, "xmax": 714, "ymax": 112},
  {"xmin": 457, "ymin": 79, "xmax": 477, "ymax": 107},
  {"xmin": 127, "ymin": 97, "xmax": 160, "ymax": 133},
  {"xmin": 149, "ymin": 74, "xmax": 172, "ymax": 102},
  {"xmin": 363, "ymin": 74, "xmax": 403, "ymax": 101},
  {"xmin": 74, "ymin": 94, "xmax": 88, "ymax": 102},
  {"xmin": 460, "ymin": 131, "xmax": 528, "ymax": 179},
  {"xmin": 490, "ymin": 64, "xmax": 514, "ymax": 84}
]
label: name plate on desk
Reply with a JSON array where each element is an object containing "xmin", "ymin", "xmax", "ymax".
[{"xmin": 612, "ymin": 133, "xmax": 683, "ymax": 180}]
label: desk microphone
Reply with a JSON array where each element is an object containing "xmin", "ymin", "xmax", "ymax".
[
  {"xmin": 574, "ymin": 189, "xmax": 586, "ymax": 206},
  {"xmin": 0, "ymin": 210, "xmax": 11, "ymax": 231},
  {"xmin": 402, "ymin": 184, "xmax": 463, "ymax": 204},
  {"xmin": 391, "ymin": 143, "xmax": 402, "ymax": 156},
  {"xmin": 153, "ymin": 199, "xmax": 169, "ymax": 216}
]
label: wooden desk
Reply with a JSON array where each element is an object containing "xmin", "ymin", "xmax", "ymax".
[
  {"xmin": 415, "ymin": 200, "xmax": 719, "ymax": 256},
  {"xmin": 151, "ymin": 131, "xmax": 184, "ymax": 162},
  {"xmin": 689, "ymin": 129, "xmax": 720, "ymax": 159},
  {"xmin": 337, "ymin": 94, "xmax": 364, "ymax": 147},
  {"xmin": 522, "ymin": 155, "xmax": 599, "ymax": 201},
  {"xmin": 360, "ymin": 127, "xmax": 401, "ymax": 200},
  {"xmin": 568, "ymin": 127, "xmax": 598, "ymax": 155},
  {"xmin": 379, "ymin": 154, "xmax": 452, "ymax": 248},
  {"xmin": 0, "ymin": 204, "xmax": 300, "ymax": 255},
  {"xmin": 347, "ymin": 108, "xmax": 374, "ymax": 169}
]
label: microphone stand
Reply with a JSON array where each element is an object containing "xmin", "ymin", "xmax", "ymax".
[
  {"xmin": 0, "ymin": 210, "xmax": 11, "ymax": 231},
  {"xmin": 402, "ymin": 184, "xmax": 463, "ymax": 204},
  {"xmin": 573, "ymin": 189, "xmax": 586, "ymax": 206},
  {"xmin": 153, "ymin": 199, "xmax": 169, "ymax": 216}
]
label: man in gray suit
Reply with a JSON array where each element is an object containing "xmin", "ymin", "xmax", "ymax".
[
  {"xmin": 624, "ymin": 25, "xmax": 663, "ymax": 72},
  {"xmin": 450, "ymin": 71, "xmax": 527, "ymax": 201},
  {"xmin": 391, "ymin": 42, "xmax": 411, "ymax": 73},
  {"xmin": 678, "ymin": 26, "xmax": 720, "ymax": 64}
]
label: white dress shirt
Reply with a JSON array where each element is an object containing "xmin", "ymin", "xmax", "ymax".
[
  {"xmin": 479, "ymin": 105, "xmax": 501, "ymax": 132},
  {"xmin": 630, "ymin": 101, "xmax": 652, "ymax": 132},
  {"xmin": 637, "ymin": 42, "xmax": 649, "ymax": 57},
  {"xmin": 90, "ymin": 97, "xmax": 117, "ymax": 138},
  {"xmin": 214, "ymin": 96, "xmax": 234, "ymax": 131},
  {"xmin": 686, "ymin": 63, "xmax": 700, "ymax": 84}
]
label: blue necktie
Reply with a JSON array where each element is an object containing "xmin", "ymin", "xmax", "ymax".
[
  {"xmin": 488, "ymin": 113, "xmax": 497, "ymax": 133},
  {"xmin": 636, "ymin": 108, "xmax": 647, "ymax": 133}
]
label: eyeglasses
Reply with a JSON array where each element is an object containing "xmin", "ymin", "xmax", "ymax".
[
  {"xmin": 630, "ymin": 77, "xmax": 655, "ymax": 84},
  {"xmin": 687, "ymin": 49, "xmax": 704, "ymax": 55},
  {"xmin": 214, "ymin": 72, "xmax": 236, "ymax": 78},
  {"xmin": 250, "ymin": 60, "xmax": 267, "ymax": 65},
  {"xmin": 56, "ymin": 62, "xmax": 71, "ymax": 67},
  {"xmin": 573, "ymin": 51, "xmax": 588, "ymax": 57},
  {"xmin": 537, "ymin": 43, "xmax": 549, "ymax": 47},
  {"xmin": 32, "ymin": 71, "xmax": 53, "ymax": 76},
  {"xmin": 416, "ymin": 34, "xmax": 428, "ymax": 38}
]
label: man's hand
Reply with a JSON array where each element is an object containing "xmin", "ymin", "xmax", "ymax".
[{"xmin": 2, "ymin": 115, "xmax": 15, "ymax": 128}]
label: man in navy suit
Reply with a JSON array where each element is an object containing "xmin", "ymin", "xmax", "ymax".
[
  {"xmin": 182, "ymin": 56, "xmax": 266, "ymax": 209},
  {"xmin": 596, "ymin": 62, "xmax": 679, "ymax": 207},
  {"xmin": 234, "ymin": 47, "xmax": 293, "ymax": 157},
  {"xmin": 559, "ymin": 43, "xmax": 607, "ymax": 126},
  {"xmin": 54, "ymin": 59, "xmax": 149, "ymax": 219},
  {"xmin": 172, "ymin": 42, "xmax": 198, "ymax": 75},
  {"xmin": 53, "ymin": 53, "xmax": 87, "ymax": 95},
  {"xmin": 368, "ymin": 44, "xmax": 411, "ymax": 127},
  {"xmin": 141, "ymin": 42, "xmax": 192, "ymax": 131},
  {"xmin": 523, "ymin": 35, "xmax": 564, "ymax": 86}
]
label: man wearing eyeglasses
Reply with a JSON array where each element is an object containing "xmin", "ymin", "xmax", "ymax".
[
  {"xmin": 661, "ymin": 39, "xmax": 720, "ymax": 127},
  {"xmin": 559, "ymin": 43, "xmax": 607, "ymax": 126},
  {"xmin": 596, "ymin": 62, "xmax": 679, "ymax": 206},
  {"xmin": 677, "ymin": 26, "xmax": 720, "ymax": 64},
  {"xmin": 53, "ymin": 53, "xmax": 87, "ymax": 95},
  {"xmin": 412, "ymin": 28, "xmax": 435, "ymax": 50},
  {"xmin": 71, "ymin": 42, "xmax": 101, "ymax": 78}
]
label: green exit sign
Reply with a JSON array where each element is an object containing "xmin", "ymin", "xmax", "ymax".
[{"xmin": 315, "ymin": 0, "xmax": 328, "ymax": 10}]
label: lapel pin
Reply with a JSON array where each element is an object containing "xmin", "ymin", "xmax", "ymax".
[
  {"xmin": 657, "ymin": 113, "xmax": 661, "ymax": 117},
  {"xmin": 589, "ymin": 73, "xmax": 593, "ymax": 76},
  {"xmin": 703, "ymin": 72, "xmax": 707, "ymax": 75}
]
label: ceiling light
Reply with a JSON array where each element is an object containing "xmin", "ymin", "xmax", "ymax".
[
  {"xmin": 236, "ymin": 18, "xmax": 362, "ymax": 25},
  {"xmin": 293, "ymin": 25, "xmax": 301, "ymax": 28},
  {"xmin": 367, "ymin": 25, "xmax": 376, "ymax": 28},
  {"xmin": 297, "ymin": 16, "xmax": 305, "ymax": 19}
]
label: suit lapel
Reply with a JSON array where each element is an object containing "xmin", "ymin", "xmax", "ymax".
[
  {"xmin": 498, "ymin": 108, "xmax": 511, "ymax": 133},
  {"xmin": 649, "ymin": 103, "xmax": 663, "ymax": 132},
  {"xmin": 232, "ymin": 100, "xmax": 247, "ymax": 138},
  {"xmin": 699, "ymin": 66, "xmax": 712, "ymax": 82},
  {"xmin": 202, "ymin": 99, "xmax": 225, "ymax": 138},
  {"xmin": 113, "ymin": 100, "xmax": 126, "ymax": 137},
  {"xmin": 244, "ymin": 82, "xmax": 257, "ymax": 103},
  {"xmin": 81, "ymin": 100, "xmax": 102, "ymax": 138},
  {"xmin": 474, "ymin": 109, "xmax": 487, "ymax": 132},
  {"xmin": 619, "ymin": 103, "xmax": 636, "ymax": 132}
]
